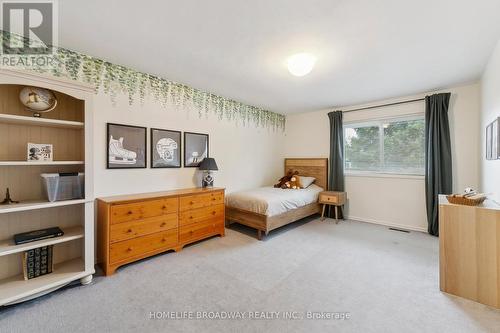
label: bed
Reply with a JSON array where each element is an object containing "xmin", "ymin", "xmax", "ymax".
[{"xmin": 225, "ymin": 158, "xmax": 328, "ymax": 240}]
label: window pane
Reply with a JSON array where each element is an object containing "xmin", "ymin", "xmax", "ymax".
[
  {"xmin": 345, "ymin": 125, "xmax": 380, "ymax": 171},
  {"xmin": 383, "ymin": 119, "xmax": 425, "ymax": 174}
]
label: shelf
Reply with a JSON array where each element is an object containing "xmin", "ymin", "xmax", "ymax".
[
  {"xmin": 0, "ymin": 199, "xmax": 87, "ymax": 214},
  {"xmin": 0, "ymin": 226, "xmax": 84, "ymax": 257},
  {"xmin": 0, "ymin": 161, "xmax": 84, "ymax": 166},
  {"xmin": 0, "ymin": 258, "xmax": 86, "ymax": 306},
  {"xmin": 0, "ymin": 113, "xmax": 84, "ymax": 129}
]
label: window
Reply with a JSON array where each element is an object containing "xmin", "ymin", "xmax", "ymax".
[{"xmin": 344, "ymin": 116, "xmax": 425, "ymax": 175}]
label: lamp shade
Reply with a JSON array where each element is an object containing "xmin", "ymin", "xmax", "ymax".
[{"xmin": 199, "ymin": 158, "xmax": 218, "ymax": 171}]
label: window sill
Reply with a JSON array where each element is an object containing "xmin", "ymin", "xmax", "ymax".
[{"xmin": 345, "ymin": 172, "xmax": 424, "ymax": 180}]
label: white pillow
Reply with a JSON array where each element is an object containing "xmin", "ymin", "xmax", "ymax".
[{"xmin": 296, "ymin": 176, "xmax": 316, "ymax": 188}]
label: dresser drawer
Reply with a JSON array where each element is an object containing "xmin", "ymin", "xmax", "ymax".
[
  {"xmin": 109, "ymin": 213, "xmax": 178, "ymax": 243},
  {"xmin": 179, "ymin": 204, "xmax": 224, "ymax": 226},
  {"xmin": 179, "ymin": 219, "xmax": 224, "ymax": 244},
  {"xmin": 179, "ymin": 191, "xmax": 224, "ymax": 211},
  {"xmin": 109, "ymin": 229, "xmax": 178, "ymax": 263},
  {"xmin": 110, "ymin": 197, "xmax": 178, "ymax": 224}
]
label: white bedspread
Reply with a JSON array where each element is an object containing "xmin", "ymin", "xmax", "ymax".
[{"xmin": 225, "ymin": 184, "xmax": 323, "ymax": 217}]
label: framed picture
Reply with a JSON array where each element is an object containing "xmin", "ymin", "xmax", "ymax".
[
  {"xmin": 184, "ymin": 132, "xmax": 208, "ymax": 167},
  {"xmin": 27, "ymin": 143, "xmax": 53, "ymax": 161},
  {"xmin": 486, "ymin": 123, "xmax": 493, "ymax": 160},
  {"xmin": 493, "ymin": 118, "xmax": 498, "ymax": 160},
  {"xmin": 107, "ymin": 123, "xmax": 147, "ymax": 169},
  {"xmin": 151, "ymin": 128, "xmax": 181, "ymax": 168}
]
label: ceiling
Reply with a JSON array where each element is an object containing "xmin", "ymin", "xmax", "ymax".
[{"xmin": 57, "ymin": 0, "xmax": 500, "ymax": 114}]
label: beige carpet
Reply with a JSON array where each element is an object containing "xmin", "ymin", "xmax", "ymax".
[{"xmin": 1, "ymin": 217, "xmax": 500, "ymax": 332}]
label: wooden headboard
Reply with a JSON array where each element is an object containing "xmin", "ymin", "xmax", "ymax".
[{"xmin": 284, "ymin": 158, "xmax": 328, "ymax": 190}]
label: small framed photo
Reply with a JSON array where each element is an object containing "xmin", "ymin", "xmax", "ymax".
[
  {"xmin": 107, "ymin": 123, "xmax": 147, "ymax": 169},
  {"xmin": 492, "ymin": 118, "xmax": 498, "ymax": 160},
  {"xmin": 184, "ymin": 132, "xmax": 208, "ymax": 167},
  {"xmin": 486, "ymin": 123, "xmax": 492, "ymax": 160},
  {"xmin": 151, "ymin": 128, "xmax": 181, "ymax": 168},
  {"xmin": 27, "ymin": 143, "xmax": 53, "ymax": 161}
]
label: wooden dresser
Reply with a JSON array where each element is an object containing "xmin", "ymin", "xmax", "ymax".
[
  {"xmin": 439, "ymin": 195, "xmax": 500, "ymax": 308},
  {"xmin": 97, "ymin": 187, "xmax": 225, "ymax": 275}
]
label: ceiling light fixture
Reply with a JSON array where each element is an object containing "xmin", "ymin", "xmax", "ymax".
[{"xmin": 287, "ymin": 53, "xmax": 316, "ymax": 77}]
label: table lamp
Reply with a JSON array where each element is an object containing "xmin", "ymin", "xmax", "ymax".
[{"xmin": 199, "ymin": 158, "xmax": 218, "ymax": 187}]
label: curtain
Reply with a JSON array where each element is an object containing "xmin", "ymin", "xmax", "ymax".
[
  {"xmin": 327, "ymin": 111, "xmax": 345, "ymax": 218},
  {"xmin": 425, "ymin": 93, "xmax": 452, "ymax": 236}
]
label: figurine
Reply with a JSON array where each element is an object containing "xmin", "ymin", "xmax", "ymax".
[{"xmin": 0, "ymin": 188, "xmax": 19, "ymax": 205}]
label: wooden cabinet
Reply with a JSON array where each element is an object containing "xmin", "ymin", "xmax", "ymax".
[
  {"xmin": 439, "ymin": 195, "xmax": 500, "ymax": 308},
  {"xmin": 97, "ymin": 188, "xmax": 225, "ymax": 276}
]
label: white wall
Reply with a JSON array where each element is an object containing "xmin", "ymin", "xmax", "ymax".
[
  {"xmin": 92, "ymin": 92, "xmax": 285, "ymax": 198},
  {"xmin": 284, "ymin": 83, "xmax": 481, "ymax": 231},
  {"xmin": 481, "ymin": 39, "xmax": 500, "ymax": 203}
]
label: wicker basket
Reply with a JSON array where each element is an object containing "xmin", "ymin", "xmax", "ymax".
[{"xmin": 446, "ymin": 194, "xmax": 487, "ymax": 206}]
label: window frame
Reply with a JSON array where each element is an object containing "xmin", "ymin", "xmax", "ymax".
[{"xmin": 343, "ymin": 114, "xmax": 425, "ymax": 177}]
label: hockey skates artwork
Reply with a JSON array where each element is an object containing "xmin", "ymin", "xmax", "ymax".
[
  {"xmin": 109, "ymin": 136, "xmax": 137, "ymax": 164},
  {"xmin": 107, "ymin": 123, "xmax": 147, "ymax": 169}
]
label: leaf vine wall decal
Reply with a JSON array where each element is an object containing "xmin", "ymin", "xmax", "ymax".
[{"xmin": 0, "ymin": 30, "xmax": 286, "ymax": 131}]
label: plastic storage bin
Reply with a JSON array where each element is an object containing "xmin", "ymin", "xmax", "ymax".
[{"xmin": 41, "ymin": 173, "xmax": 84, "ymax": 202}]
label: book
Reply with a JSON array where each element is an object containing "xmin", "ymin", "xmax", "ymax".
[
  {"xmin": 14, "ymin": 227, "xmax": 64, "ymax": 245},
  {"xmin": 23, "ymin": 245, "xmax": 53, "ymax": 280}
]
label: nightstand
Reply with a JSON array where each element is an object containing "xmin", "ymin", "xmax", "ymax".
[{"xmin": 319, "ymin": 191, "xmax": 347, "ymax": 223}]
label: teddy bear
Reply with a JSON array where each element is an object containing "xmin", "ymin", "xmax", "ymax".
[
  {"xmin": 284, "ymin": 175, "xmax": 300, "ymax": 189},
  {"xmin": 274, "ymin": 170, "xmax": 299, "ymax": 189}
]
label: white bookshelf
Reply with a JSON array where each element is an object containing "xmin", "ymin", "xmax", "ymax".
[
  {"xmin": 0, "ymin": 113, "xmax": 84, "ymax": 129},
  {"xmin": 0, "ymin": 161, "xmax": 84, "ymax": 166},
  {"xmin": 0, "ymin": 258, "xmax": 86, "ymax": 305},
  {"xmin": 0, "ymin": 199, "xmax": 87, "ymax": 214},
  {"xmin": 0, "ymin": 69, "xmax": 95, "ymax": 306},
  {"xmin": 0, "ymin": 226, "xmax": 84, "ymax": 257}
]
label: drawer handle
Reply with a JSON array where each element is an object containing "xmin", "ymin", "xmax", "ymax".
[
  {"xmin": 162, "ymin": 205, "xmax": 167, "ymax": 209},
  {"xmin": 189, "ymin": 216, "xmax": 193, "ymax": 219},
  {"xmin": 127, "ymin": 247, "xmax": 133, "ymax": 252},
  {"xmin": 127, "ymin": 211, "xmax": 133, "ymax": 215},
  {"xmin": 212, "ymin": 211, "xmax": 216, "ymax": 215},
  {"xmin": 190, "ymin": 201, "xmax": 194, "ymax": 205},
  {"xmin": 127, "ymin": 229, "xmax": 133, "ymax": 233},
  {"xmin": 189, "ymin": 230, "xmax": 193, "ymax": 235},
  {"xmin": 212, "ymin": 198, "xmax": 216, "ymax": 201},
  {"xmin": 160, "ymin": 222, "xmax": 166, "ymax": 227},
  {"xmin": 161, "ymin": 238, "xmax": 166, "ymax": 242}
]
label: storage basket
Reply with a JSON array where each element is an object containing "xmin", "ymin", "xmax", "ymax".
[
  {"xmin": 41, "ymin": 173, "xmax": 84, "ymax": 202},
  {"xmin": 446, "ymin": 194, "xmax": 486, "ymax": 206}
]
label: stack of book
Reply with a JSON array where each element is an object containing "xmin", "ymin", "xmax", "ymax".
[
  {"xmin": 13, "ymin": 227, "xmax": 63, "ymax": 280},
  {"xmin": 23, "ymin": 246, "xmax": 54, "ymax": 280}
]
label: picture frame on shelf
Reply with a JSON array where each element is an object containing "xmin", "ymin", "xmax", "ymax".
[
  {"xmin": 27, "ymin": 143, "xmax": 53, "ymax": 161},
  {"xmin": 107, "ymin": 123, "xmax": 147, "ymax": 169},
  {"xmin": 184, "ymin": 132, "xmax": 208, "ymax": 167},
  {"xmin": 150, "ymin": 128, "xmax": 181, "ymax": 168}
]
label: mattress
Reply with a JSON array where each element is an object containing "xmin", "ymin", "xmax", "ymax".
[{"xmin": 225, "ymin": 184, "xmax": 323, "ymax": 217}]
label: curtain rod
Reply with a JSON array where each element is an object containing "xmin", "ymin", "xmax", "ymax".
[{"xmin": 342, "ymin": 97, "xmax": 425, "ymax": 113}]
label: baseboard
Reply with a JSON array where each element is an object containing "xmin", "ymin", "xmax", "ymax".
[{"xmin": 345, "ymin": 215, "xmax": 427, "ymax": 233}]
